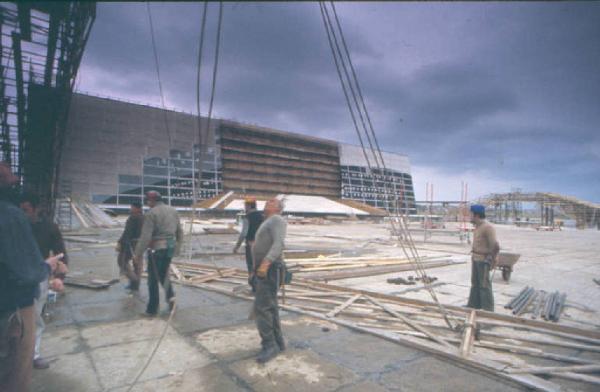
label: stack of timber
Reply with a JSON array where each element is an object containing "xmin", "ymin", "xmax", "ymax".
[
  {"xmin": 285, "ymin": 255, "xmax": 463, "ymax": 281},
  {"xmin": 169, "ymin": 261, "xmax": 600, "ymax": 391},
  {"xmin": 70, "ymin": 199, "xmax": 118, "ymax": 228}
]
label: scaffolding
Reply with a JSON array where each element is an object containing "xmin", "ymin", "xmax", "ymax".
[
  {"xmin": 478, "ymin": 191, "xmax": 600, "ymax": 229},
  {"xmin": 0, "ymin": 2, "xmax": 95, "ymax": 211}
]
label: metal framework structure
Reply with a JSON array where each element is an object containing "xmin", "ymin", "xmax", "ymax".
[
  {"xmin": 478, "ymin": 191, "xmax": 600, "ymax": 229},
  {"xmin": 0, "ymin": 1, "xmax": 95, "ymax": 209}
]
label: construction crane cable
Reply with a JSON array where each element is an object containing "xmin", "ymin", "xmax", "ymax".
[
  {"xmin": 329, "ymin": 1, "xmax": 387, "ymax": 171},
  {"xmin": 146, "ymin": 2, "xmax": 173, "ymax": 149},
  {"xmin": 319, "ymin": 2, "xmax": 456, "ymax": 328},
  {"xmin": 321, "ymin": 3, "xmax": 381, "ymax": 170},
  {"xmin": 318, "ymin": 2, "xmax": 372, "ymax": 169}
]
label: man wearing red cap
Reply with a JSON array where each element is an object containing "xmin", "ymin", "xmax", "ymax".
[
  {"xmin": 134, "ymin": 191, "xmax": 183, "ymax": 316},
  {"xmin": 468, "ymin": 204, "xmax": 499, "ymax": 311}
]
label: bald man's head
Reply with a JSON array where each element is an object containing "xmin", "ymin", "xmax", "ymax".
[{"xmin": 264, "ymin": 198, "xmax": 283, "ymax": 217}]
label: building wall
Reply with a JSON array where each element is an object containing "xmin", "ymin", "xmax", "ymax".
[
  {"xmin": 60, "ymin": 93, "xmax": 415, "ymax": 212},
  {"xmin": 339, "ymin": 144, "xmax": 416, "ymax": 213},
  {"xmin": 219, "ymin": 121, "xmax": 341, "ymax": 197},
  {"xmin": 60, "ymin": 93, "xmax": 218, "ymax": 205}
]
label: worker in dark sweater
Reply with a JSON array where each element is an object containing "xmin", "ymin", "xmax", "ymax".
[
  {"xmin": 20, "ymin": 193, "xmax": 69, "ymax": 370},
  {"xmin": 233, "ymin": 197, "xmax": 264, "ymax": 290},
  {"xmin": 0, "ymin": 162, "xmax": 59, "ymax": 391},
  {"xmin": 116, "ymin": 201, "xmax": 144, "ymax": 291}
]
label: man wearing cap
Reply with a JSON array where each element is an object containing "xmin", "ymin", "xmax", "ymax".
[
  {"xmin": 468, "ymin": 204, "xmax": 500, "ymax": 311},
  {"xmin": 233, "ymin": 197, "xmax": 264, "ymax": 290},
  {"xmin": 134, "ymin": 191, "xmax": 183, "ymax": 316}
]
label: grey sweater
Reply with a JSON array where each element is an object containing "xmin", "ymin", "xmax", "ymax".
[{"xmin": 252, "ymin": 214, "xmax": 286, "ymax": 265}]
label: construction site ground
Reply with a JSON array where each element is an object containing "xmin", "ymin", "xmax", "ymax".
[{"xmin": 32, "ymin": 220, "xmax": 600, "ymax": 391}]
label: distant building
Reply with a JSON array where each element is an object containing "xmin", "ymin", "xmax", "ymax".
[{"xmin": 59, "ymin": 93, "xmax": 416, "ymax": 213}]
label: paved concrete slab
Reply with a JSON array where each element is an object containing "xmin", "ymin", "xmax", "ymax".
[
  {"xmin": 171, "ymin": 301, "xmax": 253, "ymax": 334},
  {"xmin": 89, "ymin": 333, "xmax": 213, "ymax": 389},
  {"xmin": 111, "ymin": 363, "xmax": 248, "ymax": 392},
  {"xmin": 196, "ymin": 322, "xmax": 260, "ymax": 361},
  {"xmin": 37, "ymin": 325, "xmax": 81, "ymax": 358},
  {"xmin": 379, "ymin": 356, "xmax": 523, "ymax": 392},
  {"xmin": 307, "ymin": 327, "xmax": 425, "ymax": 374},
  {"xmin": 31, "ymin": 352, "xmax": 102, "ymax": 392},
  {"xmin": 229, "ymin": 349, "xmax": 358, "ymax": 392}
]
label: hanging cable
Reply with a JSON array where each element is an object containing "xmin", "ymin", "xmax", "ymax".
[
  {"xmin": 146, "ymin": 2, "xmax": 173, "ymax": 148},
  {"xmin": 319, "ymin": 1, "xmax": 456, "ymax": 329}
]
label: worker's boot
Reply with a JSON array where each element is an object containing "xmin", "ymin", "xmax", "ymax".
[{"xmin": 256, "ymin": 344, "xmax": 280, "ymax": 364}]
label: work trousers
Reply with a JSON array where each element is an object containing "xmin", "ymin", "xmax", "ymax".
[
  {"xmin": 244, "ymin": 242, "xmax": 254, "ymax": 273},
  {"xmin": 0, "ymin": 305, "xmax": 36, "ymax": 392},
  {"xmin": 467, "ymin": 260, "xmax": 494, "ymax": 311},
  {"xmin": 146, "ymin": 249, "xmax": 175, "ymax": 314},
  {"xmin": 254, "ymin": 274, "xmax": 283, "ymax": 348},
  {"xmin": 118, "ymin": 248, "xmax": 142, "ymax": 286},
  {"xmin": 34, "ymin": 279, "xmax": 49, "ymax": 360}
]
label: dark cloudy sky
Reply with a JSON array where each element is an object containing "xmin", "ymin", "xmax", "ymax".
[{"xmin": 76, "ymin": 1, "xmax": 600, "ymax": 201}]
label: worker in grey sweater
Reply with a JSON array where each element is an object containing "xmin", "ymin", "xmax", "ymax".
[
  {"xmin": 252, "ymin": 198, "xmax": 287, "ymax": 363},
  {"xmin": 134, "ymin": 191, "xmax": 183, "ymax": 316}
]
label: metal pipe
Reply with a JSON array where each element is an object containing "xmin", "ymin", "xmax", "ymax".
[
  {"xmin": 511, "ymin": 287, "xmax": 534, "ymax": 311},
  {"xmin": 553, "ymin": 293, "xmax": 567, "ymax": 322},
  {"xmin": 515, "ymin": 291, "xmax": 538, "ymax": 316},
  {"xmin": 505, "ymin": 286, "xmax": 529, "ymax": 309},
  {"xmin": 532, "ymin": 291, "xmax": 546, "ymax": 320}
]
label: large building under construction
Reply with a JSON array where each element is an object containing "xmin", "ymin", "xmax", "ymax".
[{"xmin": 58, "ymin": 93, "xmax": 416, "ymax": 213}]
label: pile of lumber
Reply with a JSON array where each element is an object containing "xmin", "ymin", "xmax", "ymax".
[
  {"xmin": 285, "ymin": 255, "xmax": 463, "ymax": 281},
  {"xmin": 168, "ymin": 262, "xmax": 600, "ymax": 391}
]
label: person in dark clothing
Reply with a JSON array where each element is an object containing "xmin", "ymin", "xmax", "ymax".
[
  {"xmin": 20, "ymin": 193, "xmax": 69, "ymax": 369},
  {"xmin": 0, "ymin": 162, "xmax": 59, "ymax": 392},
  {"xmin": 234, "ymin": 197, "xmax": 264, "ymax": 289},
  {"xmin": 116, "ymin": 202, "xmax": 144, "ymax": 291}
]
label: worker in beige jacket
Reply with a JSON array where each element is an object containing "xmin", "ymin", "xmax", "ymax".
[
  {"xmin": 467, "ymin": 204, "xmax": 500, "ymax": 311},
  {"xmin": 134, "ymin": 191, "xmax": 183, "ymax": 316}
]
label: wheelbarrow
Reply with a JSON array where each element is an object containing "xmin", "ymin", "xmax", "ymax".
[{"xmin": 495, "ymin": 252, "xmax": 521, "ymax": 282}]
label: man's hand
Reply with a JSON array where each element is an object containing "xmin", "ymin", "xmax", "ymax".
[
  {"xmin": 50, "ymin": 278, "xmax": 65, "ymax": 292},
  {"xmin": 256, "ymin": 259, "xmax": 272, "ymax": 278},
  {"xmin": 115, "ymin": 242, "xmax": 122, "ymax": 252},
  {"xmin": 233, "ymin": 246, "xmax": 239, "ymax": 254},
  {"xmin": 45, "ymin": 254, "xmax": 63, "ymax": 272},
  {"xmin": 56, "ymin": 261, "xmax": 69, "ymax": 276}
]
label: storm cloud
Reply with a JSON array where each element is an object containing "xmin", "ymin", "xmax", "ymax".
[{"xmin": 76, "ymin": 2, "xmax": 600, "ymax": 201}]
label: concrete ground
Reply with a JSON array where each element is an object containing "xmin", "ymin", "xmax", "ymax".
[{"xmin": 31, "ymin": 223, "xmax": 536, "ymax": 392}]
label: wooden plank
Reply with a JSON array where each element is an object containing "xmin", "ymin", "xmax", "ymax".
[
  {"xmin": 507, "ymin": 364, "xmax": 600, "ymax": 375},
  {"xmin": 460, "ymin": 310, "xmax": 476, "ymax": 357},
  {"xmin": 170, "ymin": 264, "xmax": 183, "ymax": 281},
  {"xmin": 326, "ymin": 294, "xmax": 362, "ymax": 318},
  {"xmin": 481, "ymin": 331, "xmax": 600, "ymax": 353},
  {"xmin": 550, "ymin": 372, "xmax": 600, "ymax": 386},
  {"xmin": 189, "ymin": 269, "xmax": 237, "ymax": 283},
  {"xmin": 364, "ymin": 296, "xmax": 454, "ymax": 349}
]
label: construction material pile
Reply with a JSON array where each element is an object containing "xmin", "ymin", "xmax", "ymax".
[
  {"xmin": 285, "ymin": 255, "xmax": 462, "ymax": 281},
  {"xmin": 166, "ymin": 262, "xmax": 600, "ymax": 391},
  {"xmin": 505, "ymin": 286, "xmax": 567, "ymax": 321},
  {"xmin": 71, "ymin": 200, "xmax": 119, "ymax": 228}
]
